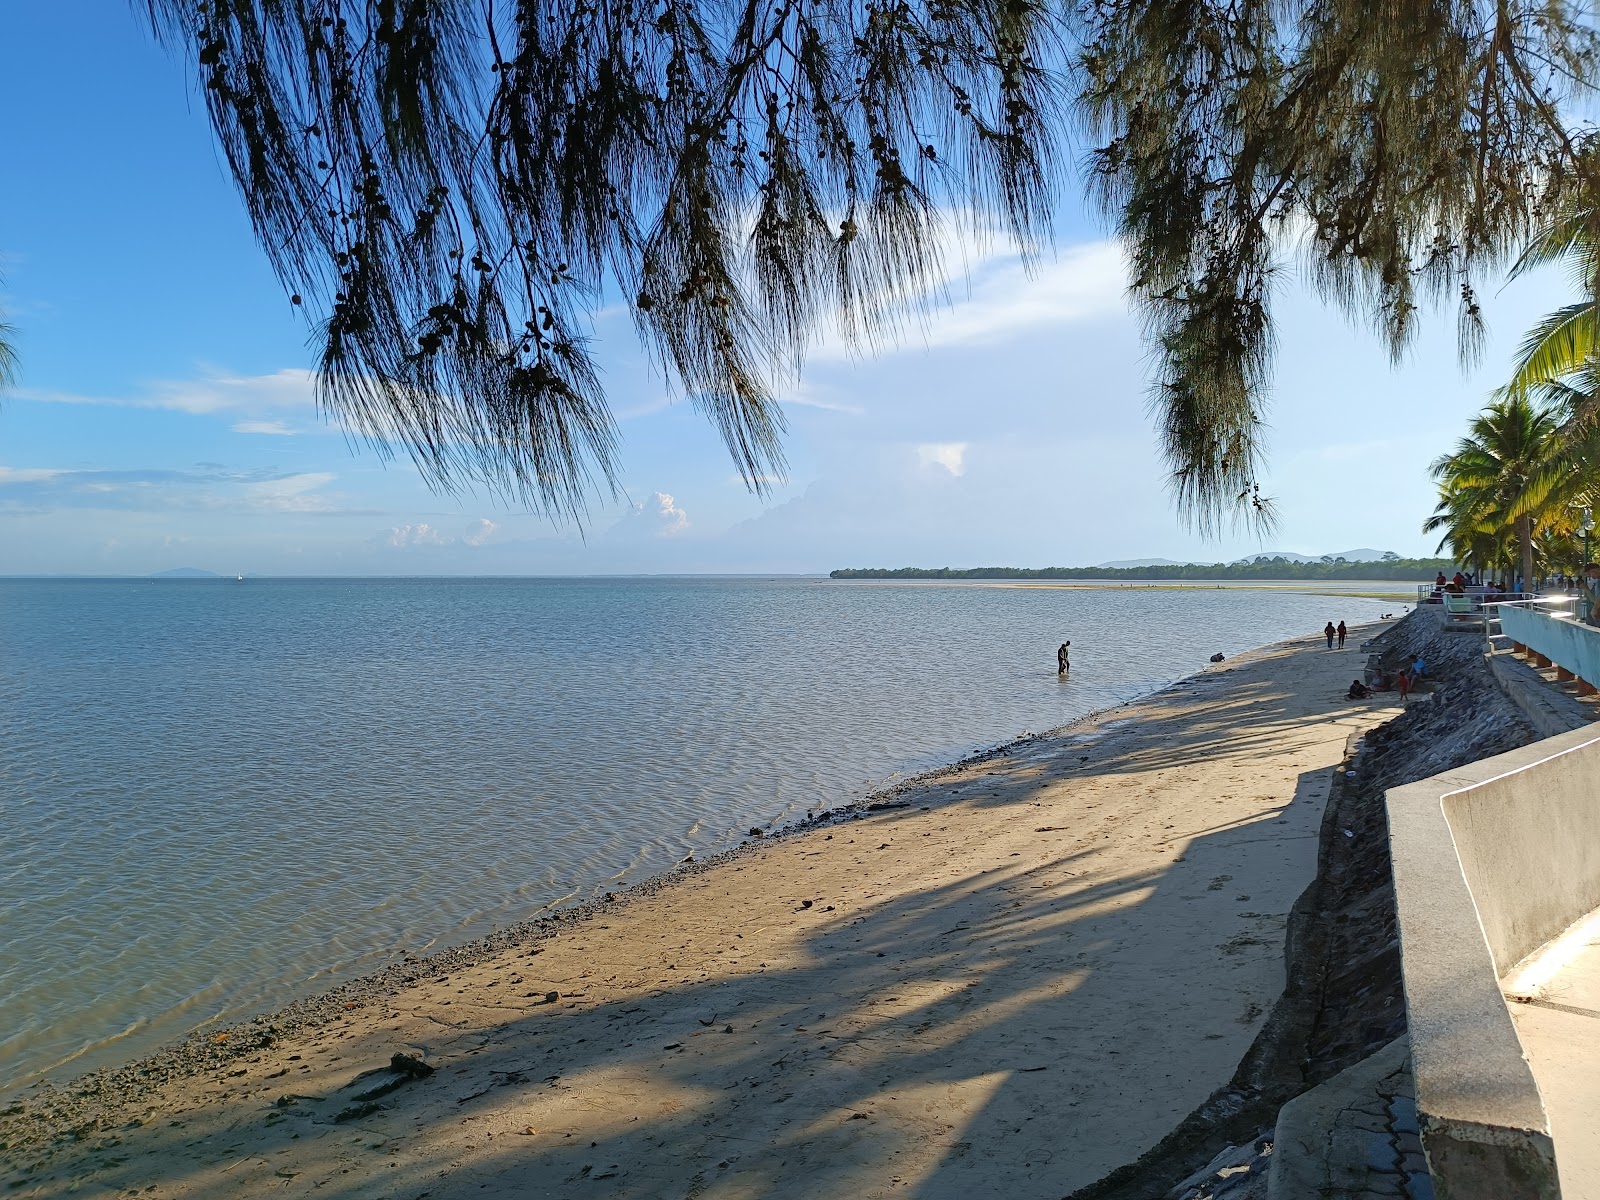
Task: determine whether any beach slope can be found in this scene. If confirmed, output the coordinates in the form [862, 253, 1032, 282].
[3, 628, 1399, 1199]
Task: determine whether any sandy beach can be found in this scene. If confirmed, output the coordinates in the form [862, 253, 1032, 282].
[2, 625, 1402, 1199]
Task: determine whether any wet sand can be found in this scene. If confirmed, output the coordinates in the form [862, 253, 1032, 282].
[1, 626, 1401, 1199]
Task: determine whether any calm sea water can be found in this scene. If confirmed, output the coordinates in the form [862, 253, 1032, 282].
[0, 576, 1395, 1091]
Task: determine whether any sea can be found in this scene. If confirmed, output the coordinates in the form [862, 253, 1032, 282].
[0, 575, 1398, 1092]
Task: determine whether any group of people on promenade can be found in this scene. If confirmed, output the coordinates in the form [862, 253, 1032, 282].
[1431, 570, 1519, 601]
[1429, 564, 1600, 625]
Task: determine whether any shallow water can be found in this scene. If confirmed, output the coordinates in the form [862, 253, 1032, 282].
[0, 576, 1393, 1090]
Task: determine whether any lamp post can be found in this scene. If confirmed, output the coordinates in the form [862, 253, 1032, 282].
[1582, 507, 1595, 624]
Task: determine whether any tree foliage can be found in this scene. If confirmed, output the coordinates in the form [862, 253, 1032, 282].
[144, 0, 1600, 524]
[1424, 396, 1587, 582]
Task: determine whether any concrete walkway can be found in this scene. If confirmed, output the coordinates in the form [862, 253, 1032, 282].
[1509, 919, 1600, 1199]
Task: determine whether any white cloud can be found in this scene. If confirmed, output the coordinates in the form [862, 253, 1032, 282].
[389, 522, 447, 547]
[649, 491, 689, 535]
[606, 491, 691, 541]
[232, 419, 297, 436]
[387, 518, 501, 549]
[916, 442, 968, 476]
[0, 466, 65, 483]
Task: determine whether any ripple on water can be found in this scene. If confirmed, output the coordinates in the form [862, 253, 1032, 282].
[0, 576, 1395, 1089]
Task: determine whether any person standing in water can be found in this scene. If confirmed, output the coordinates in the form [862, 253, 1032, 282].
[1336, 620, 1347, 648]
[1324, 621, 1336, 649]
[1057, 642, 1071, 674]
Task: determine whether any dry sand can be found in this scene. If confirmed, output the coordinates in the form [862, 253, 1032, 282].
[4, 627, 1402, 1200]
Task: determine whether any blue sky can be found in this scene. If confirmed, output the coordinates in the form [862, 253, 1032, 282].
[0, 5, 1569, 575]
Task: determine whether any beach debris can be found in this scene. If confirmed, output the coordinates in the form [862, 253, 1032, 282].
[748, 827, 765, 837]
[1210, 653, 1226, 662]
[798, 899, 814, 909]
[332, 1101, 384, 1123]
[544, 990, 561, 1004]
[866, 800, 911, 811]
[347, 1054, 436, 1102]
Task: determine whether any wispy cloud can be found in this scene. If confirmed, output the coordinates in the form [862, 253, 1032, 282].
[809, 240, 1127, 363]
[232, 419, 298, 436]
[0, 463, 342, 514]
[244, 472, 337, 512]
[13, 368, 320, 417]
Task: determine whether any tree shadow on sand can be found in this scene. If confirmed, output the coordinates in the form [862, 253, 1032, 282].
[6, 663, 1386, 1200]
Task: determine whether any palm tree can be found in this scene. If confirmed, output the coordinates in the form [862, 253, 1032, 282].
[1425, 398, 1572, 589]
[1503, 202, 1600, 404]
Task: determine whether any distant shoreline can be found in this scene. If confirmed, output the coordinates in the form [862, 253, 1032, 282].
[831, 560, 1452, 583]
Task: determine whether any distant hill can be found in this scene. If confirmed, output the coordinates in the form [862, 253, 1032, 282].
[1234, 548, 1394, 564]
[1097, 557, 1197, 568]
[151, 568, 221, 579]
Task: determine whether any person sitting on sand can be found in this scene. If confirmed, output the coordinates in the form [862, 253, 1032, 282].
[1346, 679, 1370, 700]
[1411, 654, 1426, 677]
[1057, 642, 1070, 674]
[1324, 621, 1336, 649]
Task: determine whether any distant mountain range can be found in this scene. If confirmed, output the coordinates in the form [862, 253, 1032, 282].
[1097, 548, 1397, 568]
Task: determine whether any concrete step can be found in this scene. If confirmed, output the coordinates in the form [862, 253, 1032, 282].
[1268, 1037, 1434, 1200]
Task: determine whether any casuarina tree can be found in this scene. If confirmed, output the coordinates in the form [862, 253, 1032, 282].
[140, 0, 1600, 526]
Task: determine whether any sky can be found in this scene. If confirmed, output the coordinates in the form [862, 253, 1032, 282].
[0, 6, 1574, 575]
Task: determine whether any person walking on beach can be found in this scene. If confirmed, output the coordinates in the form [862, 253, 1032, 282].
[1324, 621, 1336, 649]
[1336, 620, 1347, 649]
[1057, 642, 1070, 674]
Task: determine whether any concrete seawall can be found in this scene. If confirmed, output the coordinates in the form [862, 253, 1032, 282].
[1388, 724, 1600, 1199]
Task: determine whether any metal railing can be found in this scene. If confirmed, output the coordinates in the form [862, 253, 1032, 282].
[1497, 600, 1600, 695]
